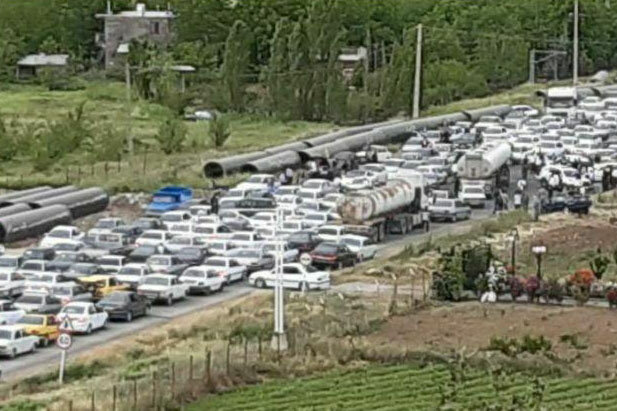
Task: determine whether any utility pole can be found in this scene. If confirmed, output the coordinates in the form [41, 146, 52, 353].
[271, 208, 287, 351]
[529, 49, 536, 83]
[573, 0, 579, 85]
[412, 24, 423, 119]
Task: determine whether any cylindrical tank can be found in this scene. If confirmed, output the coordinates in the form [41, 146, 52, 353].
[338, 179, 417, 224]
[1, 186, 77, 207]
[30, 187, 109, 219]
[0, 186, 52, 205]
[0, 205, 72, 243]
[455, 143, 511, 179]
[0, 203, 32, 218]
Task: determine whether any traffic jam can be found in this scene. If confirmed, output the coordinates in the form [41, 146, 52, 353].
[0, 86, 614, 360]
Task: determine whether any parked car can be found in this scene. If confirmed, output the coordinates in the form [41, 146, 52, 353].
[287, 231, 322, 253]
[134, 217, 163, 231]
[135, 230, 173, 247]
[17, 314, 60, 347]
[95, 255, 126, 274]
[39, 226, 84, 248]
[128, 245, 163, 263]
[201, 257, 247, 284]
[339, 235, 378, 262]
[137, 274, 189, 306]
[89, 218, 125, 236]
[164, 236, 205, 254]
[49, 284, 93, 306]
[249, 263, 330, 291]
[262, 242, 299, 263]
[145, 255, 188, 276]
[0, 325, 39, 358]
[458, 185, 487, 208]
[310, 242, 356, 270]
[111, 225, 143, 243]
[428, 199, 472, 222]
[96, 291, 150, 322]
[0, 256, 22, 276]
[179, 267, 225, 295]
[224, 248, 274, 273]
[115, 263, 151, 288]
[173, 247, 208, 266]
[78, 275, 129, 301]
[17, 260, 54, 280]
[0, 300, 25, 325]
[22, 248, 56, 262]
[0, 271, 26, 299]
[14, 294, 62, 314]
[57, 302, 108, 334]
[48, 252, 92, 273]
[64, 263, 105, 280]
[52, 242, 84, 253]
[24, 272, 71, 294]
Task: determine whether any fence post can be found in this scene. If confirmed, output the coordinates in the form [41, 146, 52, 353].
[20, 174, 23, 186]
[226, 343, 231, 376]
[189, 355, 194, 380]
[117, 159, 121, 172]
[133, 379, 137, 408]
[243, 339, 248, 365]
[206, 350, 212, 383]
[91, 163, 94, 176]
[171, 361, 176, 400]
[77, 165, 81, 182]
[66, 167, 69, 183]
[258, 337, 262, 360]
[151, 371, 156, 408]
[142, 148, 148, 173]
[90, 391, 95, 411]
[67, 400, 73, 411]
[105, 162, 109, 177]
[112, 385, 117, 411]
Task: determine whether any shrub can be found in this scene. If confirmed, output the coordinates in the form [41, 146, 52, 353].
[541, 279, 564, 304]
[569, 269, 596, 287]
[520, 335, 552, 354]
[525, 276, 542, 302]
[589, 250, 610, 280]
[155, 116, 187, 154]
[509, 276, 524, 301]
[208, 115, 231, 149]
[607, 287, 617, 308]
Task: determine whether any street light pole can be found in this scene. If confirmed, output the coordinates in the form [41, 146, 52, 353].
[271, 208, 288, 351]
[573, 0, 579, 85]
[412, 24, 423, 119]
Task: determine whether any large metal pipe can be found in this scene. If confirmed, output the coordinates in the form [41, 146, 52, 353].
[30, 187, 109, 219]
[0, 205, 72, 243]
[303, 120, 404, 147]
[0, 203, 32, 219]
[264, 141, 310, 155]
[462, 105, 512, 122]
[241, 151, 302, 174]
[1, 186, 77, 207]
[203, 151, 269, 178]
[0, 186, 52, 205]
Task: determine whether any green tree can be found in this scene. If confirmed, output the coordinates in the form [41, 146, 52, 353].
[220, 20, 253, 111]
[155, 116, 187, 154]
[208, 115, 232, 149]
[0, 117, 17, 161]
[39, 36, 61, 54]
[0, 28, 25, 79]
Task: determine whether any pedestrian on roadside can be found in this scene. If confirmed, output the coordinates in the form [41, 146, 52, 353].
[210, 192, 219, 215]
[521, 157, 528, 180]
[285, 167, 293, 183]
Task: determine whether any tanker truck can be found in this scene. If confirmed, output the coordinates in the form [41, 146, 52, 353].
[336, 174, 429, 243]
[454, 142, 511, 197]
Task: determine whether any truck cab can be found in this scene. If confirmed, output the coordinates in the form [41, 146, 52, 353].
[146, 186, 193, 216]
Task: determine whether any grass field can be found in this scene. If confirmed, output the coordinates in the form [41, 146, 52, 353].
[0, 81, 333, 192]
[191, 363, 617, 410]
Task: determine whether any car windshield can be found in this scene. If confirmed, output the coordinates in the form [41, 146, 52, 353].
[16, 295, 43, 304]
[464, 187, 484, 194]
[135, 219, 156, 229]
[18, 316, 44, 325]
[104, 293, 129, 302]
[298, 192, 316, 200]
[0, 273, 9, 281]
[303, 181, 322, 189]
[205, 259, 226, 267]
[289, 233, 309, 242]
[141, 232, 162, 240]
[194, 226, 215, 234]
[55, 243, 78, 251]
[36, 275, 55, 283]
[229, 249, 259, 258]
[171, 237, 191, 245]
[148, 257, 170, 266]
[51, 287, 73, 296]
[55, 254, 77, 263]
[315, 244, 338, 254]
[209, 243, 225, 250]
[143, 277, 170, 286]
[253, 215, 272, 221]
[277, 187, 296, 195]
[61, 306, 86, 314]
[182, 270, 205, 278]
[95, 220, 116, 229]
[0, 258, 17, 268]
[434, 200, 453, 207]
[563, 170, 579, 178]
[540, 142, 557, 149]
[342, 238, 362, 247]
[48, 230, 70, 239]
[178, 248, 200, 256]
[0, 330, 12, 340]
[161, 214, 183, 222]
[98, 258, 120, 266]
[119, 267, 142, 276]
[22, 262, 42, 270]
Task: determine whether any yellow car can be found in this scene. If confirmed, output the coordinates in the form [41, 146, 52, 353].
[17, 314, 60, 347]
[78, 275, 130, 300]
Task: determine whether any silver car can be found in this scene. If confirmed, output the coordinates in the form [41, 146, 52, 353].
[428, 199, 471, 223]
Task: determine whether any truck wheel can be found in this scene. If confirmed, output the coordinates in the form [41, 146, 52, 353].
[298, 282, 308, 292]
[166, 295, 174, 306]
[255, 279, 266, 289]
[85, 324, 92, 335]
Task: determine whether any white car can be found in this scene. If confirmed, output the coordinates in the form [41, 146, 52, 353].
[179, 267, 225, 295]
[0, 325, 38, 358]
[301, 212, 333, 229]
[249, 212, 277, 228]
[18, 260, 53, 280]
[202, 257, 247, 284]
[188, 205, 212, 219]
[0, 256, 22, 276]
[301, 179, 336, 197]
[0, 272, 26, 299]
[511, 104, 539, 117]
[203, 240, 235, 256]
[273, 185, 300, 200]
[39, 225, 84, 248]
[167, 223, 195, 238]
[115, 263, 151, 288]
[356, 145, 392, 162]
[249, 263, 330, 291]
[222, 187, 268, 201]
[475, 115, 502, 133]
[341, 177, 372, 191]
[345, 168, 387, 186]
[429, 199, 472, 222]
[192, 223, 234, 240]
[0, 301, 25, 325]
[136, 230, 173, 247]
[482, 127, 508, 142]
[228, 231, 266, 249]
[339, 235, 377, 262]
[236, 174, 276, 191]
[224, 248, 274, 273]
[276, 195, 302, 211]
[458, 185, 487, 208]
[57, 302, 108, 334]
[95, 255, 126, 274]
[195, 214, 221, 225]
[164, 236, 204, 253]
[160, 210, 192, 228]
[320, 193, 344, 211]
[416, 165, 447, 186]
[573, 142, 602, 159]
[137, 274, 189, 305]
[317, 225, 347, 243]
[262, 242, 299, 263]
[89, 218, 125, 236]
[24, 272, 71, 294]
[537, 141, 564, 159]
[539, 165, 583, 188]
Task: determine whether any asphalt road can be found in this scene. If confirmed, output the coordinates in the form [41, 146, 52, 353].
[0, 165, 563, 381]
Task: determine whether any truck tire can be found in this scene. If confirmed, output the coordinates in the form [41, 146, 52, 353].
[256, 279, 266, 289]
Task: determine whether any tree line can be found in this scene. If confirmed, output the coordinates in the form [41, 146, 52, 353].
[1, 0, 617, 122]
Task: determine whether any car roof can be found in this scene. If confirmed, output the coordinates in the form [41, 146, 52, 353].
[79, 275, 112, 282]
[145, 273, 175, 279]
[341, 234, 368, 241]
[0, 325, 23, 331]
[64, 301, 92, 307]
[123, 263, 148, 268]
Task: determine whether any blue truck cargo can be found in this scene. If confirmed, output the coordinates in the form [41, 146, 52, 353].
[146, 186, 193, 216]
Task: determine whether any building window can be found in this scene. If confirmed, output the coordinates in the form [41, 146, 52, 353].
[151, 21, 160, 35]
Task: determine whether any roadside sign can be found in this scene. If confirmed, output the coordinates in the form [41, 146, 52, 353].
[56, 333, 72, 350]
[60, 317, 74, 333]
[300, 253, 312, 266]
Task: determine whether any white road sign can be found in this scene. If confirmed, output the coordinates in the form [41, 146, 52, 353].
[56, 333, 72, 350]
[300, 253, 312, 266]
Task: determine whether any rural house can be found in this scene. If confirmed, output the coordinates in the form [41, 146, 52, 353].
[96, 2, 175, 69]
[16, 53, 69, 79]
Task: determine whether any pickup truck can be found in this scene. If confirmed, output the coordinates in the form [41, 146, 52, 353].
[0, 325, 39, 358]
[146, 186, 193, 216]
[137, 274, 189, 305]
[39, 225, 85, 249]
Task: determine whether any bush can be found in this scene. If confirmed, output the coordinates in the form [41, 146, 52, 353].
[487, 335, 552, 357]
[155, 116, 187, 154]
[208, 115, 231, 149]
[607, 287, 617, 308]
[509, 276, 524, 301]
[525, 276, 542, 302]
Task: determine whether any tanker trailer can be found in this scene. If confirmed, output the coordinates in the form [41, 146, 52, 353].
[336, 175, 428, 242]
[454, 142, 512, 196]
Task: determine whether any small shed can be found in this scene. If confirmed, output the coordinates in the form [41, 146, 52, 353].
[16, 53, 69, 79]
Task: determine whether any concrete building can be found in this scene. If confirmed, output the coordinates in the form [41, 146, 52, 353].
[16, 53, 69, 79]
[338, 47, 367, 81]
[96, 3, 174, 69]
